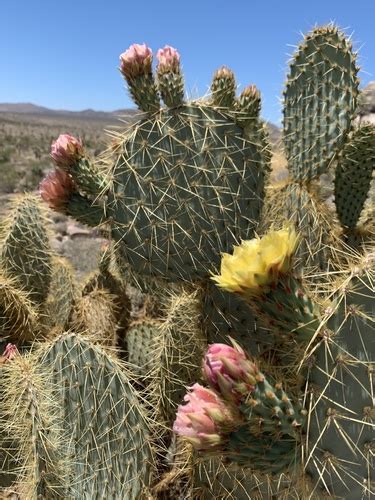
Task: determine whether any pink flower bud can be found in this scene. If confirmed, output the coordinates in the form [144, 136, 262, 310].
[1, 343, 18, 363]
[156, 45, 180, 72]
[203, 342, 260, 401]
[50, 134, 83, 168]
[39, 168, 75, 211]
[119, 43, 153, 79]
[173, 383, 236, 450]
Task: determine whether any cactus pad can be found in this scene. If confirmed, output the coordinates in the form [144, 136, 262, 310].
[0, 353, 69, 498]
[0, 195, 52, 305]
[107, 80, 267, 282]
[39, 333, 154, 499]
[334, 124, 375, 229]
[283, 25, 359, 181]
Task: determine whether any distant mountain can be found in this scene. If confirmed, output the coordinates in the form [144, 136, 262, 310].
[0, 102, 52, 114]
[0, 102, 138, 120]
[0, 102, 281, 141]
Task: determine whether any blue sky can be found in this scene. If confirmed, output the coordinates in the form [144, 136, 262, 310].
[1, 0, 374, 124]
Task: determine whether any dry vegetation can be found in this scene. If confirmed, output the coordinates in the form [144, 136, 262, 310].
[0, 112, 121, 193]
[0, 111, 284, 195]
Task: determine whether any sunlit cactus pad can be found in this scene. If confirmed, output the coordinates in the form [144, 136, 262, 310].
[107, 104, 265, 281]
[283, 25, 359, 181]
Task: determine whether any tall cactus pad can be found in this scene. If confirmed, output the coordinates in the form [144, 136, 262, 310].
[1, 195, 52, 305]
[0, 353, 69, 498]
[283, 25, 359, 181]
[107, 103, 266, 282]
[0, 273, 37, 343]
[334, 124, 375, 229]
[305, 253, 375, 498]
[39, 333, 154, 499]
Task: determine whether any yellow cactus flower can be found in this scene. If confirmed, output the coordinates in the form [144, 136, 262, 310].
[212, 226, 298, 295]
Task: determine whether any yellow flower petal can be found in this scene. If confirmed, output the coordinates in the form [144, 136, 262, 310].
[211, 226, 298, 295]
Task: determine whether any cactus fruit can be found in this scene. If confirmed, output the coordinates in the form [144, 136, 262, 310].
[210, 66, 237, 108]
[156, 46, 184, 108]
[174, 341, 306, 474]
[119, 43, 159, 112]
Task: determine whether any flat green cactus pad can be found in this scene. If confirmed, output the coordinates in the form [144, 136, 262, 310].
[107, 103, 266, 282]
[39, 333, 154, 499]
[305, 256, 375, 498]
[283, 25, 359, 182]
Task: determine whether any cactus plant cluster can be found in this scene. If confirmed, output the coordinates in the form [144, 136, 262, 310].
[0, 23, 374, 499]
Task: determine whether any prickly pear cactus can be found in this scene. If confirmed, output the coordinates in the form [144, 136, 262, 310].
[165, 24, 374, 500]
[23, 23, 372, 500]
[41, 48, 269, 283]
